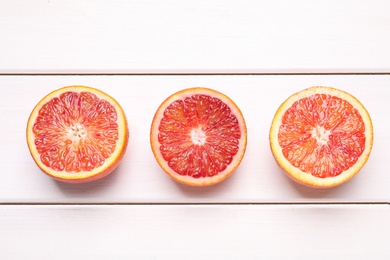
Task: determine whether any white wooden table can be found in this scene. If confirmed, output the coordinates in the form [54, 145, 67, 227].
[1, 1, 389, 259]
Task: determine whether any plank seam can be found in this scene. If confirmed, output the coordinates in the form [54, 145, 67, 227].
[1, 72, 390, 76]
[0, 202, 388, 206]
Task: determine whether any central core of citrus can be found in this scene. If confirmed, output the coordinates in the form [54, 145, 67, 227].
[67, 124, 87, 143]
[191, 127, 206, 145]
[311, 125, 330, 145]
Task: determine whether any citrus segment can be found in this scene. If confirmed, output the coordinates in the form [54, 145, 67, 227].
[270, 86, 373, 188]
[151, 87, 247, 186]
[27, 86, 129, 183]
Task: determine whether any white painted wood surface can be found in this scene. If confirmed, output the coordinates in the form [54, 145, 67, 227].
[1, 1, 390, 259]
[1, 75, 389, 203]
[1, 205, 389, 259]
[1, 0, 390, 73]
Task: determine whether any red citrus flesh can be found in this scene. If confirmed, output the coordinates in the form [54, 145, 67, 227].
[270, 86, 373, 188]
[151, 87, 247, 186]
[27, 86, 128, 183]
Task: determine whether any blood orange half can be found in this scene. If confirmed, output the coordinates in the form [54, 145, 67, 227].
[270, 86, 373, 188]
[26, 86, 129, 183]
[150, 87, 247, 186]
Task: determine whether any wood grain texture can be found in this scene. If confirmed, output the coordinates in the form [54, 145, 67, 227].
[1, 2, 389, 258]
[1, 0, 390, 73]
[1, 205, 389, 259]
[0, 75, 388, 203]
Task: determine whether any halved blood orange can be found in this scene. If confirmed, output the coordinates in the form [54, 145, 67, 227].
[270, 86, 373, 188]
[26, 86, 129, 183]
[150, 87, 247, 186]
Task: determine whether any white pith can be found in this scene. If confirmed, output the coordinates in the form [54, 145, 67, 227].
[311, 125, 330, 145]
[66, 123, 87, 144]
[191, 127, 206, 145]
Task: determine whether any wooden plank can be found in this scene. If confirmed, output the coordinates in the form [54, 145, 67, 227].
[1, 0, 390, 73]
[0, 75, 388, 203]
[0, 204, 389, 259]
